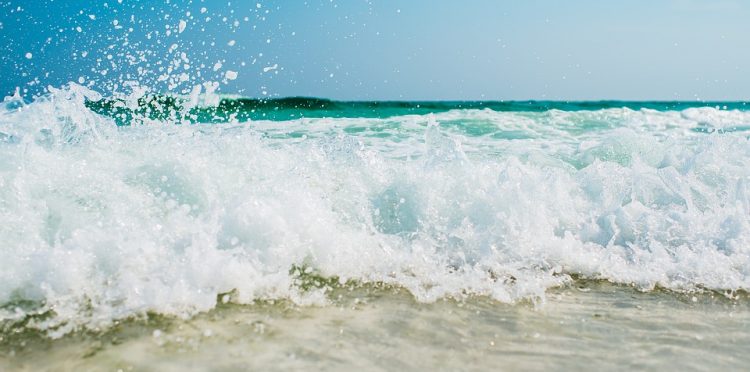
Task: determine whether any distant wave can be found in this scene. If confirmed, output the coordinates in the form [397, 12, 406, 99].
[84, 93, 750, 125]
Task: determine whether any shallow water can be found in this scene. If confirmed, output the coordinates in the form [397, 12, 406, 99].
[2, 282, 748, 371]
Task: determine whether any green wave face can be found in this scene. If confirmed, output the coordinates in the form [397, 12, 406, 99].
[85, 96, 750, 125]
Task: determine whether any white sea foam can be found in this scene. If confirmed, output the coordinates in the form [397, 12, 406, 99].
[1, 86, 750, 336]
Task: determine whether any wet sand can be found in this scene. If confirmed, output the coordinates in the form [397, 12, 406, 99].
[2, 282, 749, 371]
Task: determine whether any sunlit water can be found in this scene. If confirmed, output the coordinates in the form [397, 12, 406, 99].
[1, 86, 750, 370]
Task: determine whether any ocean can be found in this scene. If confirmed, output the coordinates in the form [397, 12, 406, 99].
[1, 85, 750, 370]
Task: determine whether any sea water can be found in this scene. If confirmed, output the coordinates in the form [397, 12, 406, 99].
[1, 86, 750, 370]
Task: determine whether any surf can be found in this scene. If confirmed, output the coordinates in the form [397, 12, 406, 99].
[0, 85, 749, 337]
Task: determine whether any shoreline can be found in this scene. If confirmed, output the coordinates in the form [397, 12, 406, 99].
[3, 281, 748, 371]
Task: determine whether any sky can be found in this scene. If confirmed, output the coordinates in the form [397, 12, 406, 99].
[1, 0, 749, 100]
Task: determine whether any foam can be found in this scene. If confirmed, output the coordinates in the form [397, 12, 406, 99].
[1, 86, 749, 336]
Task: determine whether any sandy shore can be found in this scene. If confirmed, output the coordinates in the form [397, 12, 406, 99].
[2, 282, 749, 371]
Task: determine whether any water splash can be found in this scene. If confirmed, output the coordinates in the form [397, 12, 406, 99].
[1, 86, 750, 337]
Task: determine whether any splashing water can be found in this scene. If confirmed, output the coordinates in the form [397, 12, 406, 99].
[0, 84, 749, 337]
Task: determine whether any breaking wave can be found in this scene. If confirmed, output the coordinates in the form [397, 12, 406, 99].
[1, 85, 749, 336]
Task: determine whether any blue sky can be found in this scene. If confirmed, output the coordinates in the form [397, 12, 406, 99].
[1, 0, 749, 100]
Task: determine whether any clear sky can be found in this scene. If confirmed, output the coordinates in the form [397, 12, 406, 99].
[1, 0, 749, 100]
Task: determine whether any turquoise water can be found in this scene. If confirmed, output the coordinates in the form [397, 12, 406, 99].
[86, 96, 750, 123]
